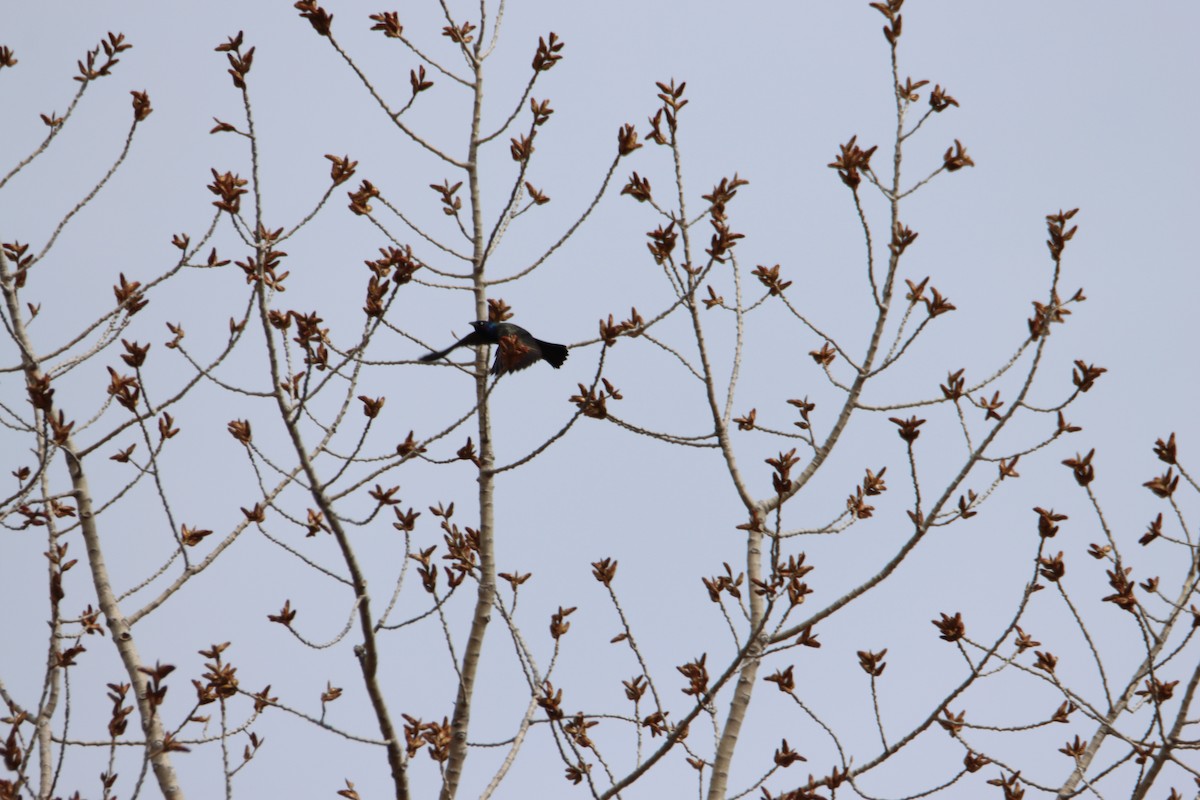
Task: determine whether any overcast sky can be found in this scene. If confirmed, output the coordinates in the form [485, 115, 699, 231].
[2, 2, 1198, 798]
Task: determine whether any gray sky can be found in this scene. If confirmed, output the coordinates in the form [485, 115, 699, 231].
[2, 2, 1198, 798]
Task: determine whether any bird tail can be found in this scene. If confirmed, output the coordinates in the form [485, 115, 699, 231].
[538, 341, 569, 369]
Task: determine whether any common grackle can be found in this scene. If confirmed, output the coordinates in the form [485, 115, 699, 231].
[419, 321, 568, 375]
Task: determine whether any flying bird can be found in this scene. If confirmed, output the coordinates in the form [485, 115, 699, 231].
[419, 321, 568, 376]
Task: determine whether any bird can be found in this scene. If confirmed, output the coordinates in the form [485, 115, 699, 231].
[419, 321, 569, 375]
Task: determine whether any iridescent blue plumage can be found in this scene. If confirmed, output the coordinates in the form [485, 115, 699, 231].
[420, 321, 568, 375]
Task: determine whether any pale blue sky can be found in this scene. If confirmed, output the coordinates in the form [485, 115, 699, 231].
[2, 2, 1198, 798]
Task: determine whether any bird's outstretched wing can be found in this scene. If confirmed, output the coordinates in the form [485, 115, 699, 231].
[419, 331, 484, 363]
[422, 323, 567, 374]
[418, 346, 457, 363]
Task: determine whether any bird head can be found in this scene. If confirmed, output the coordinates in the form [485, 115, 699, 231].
[471, 321, 497, 334]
